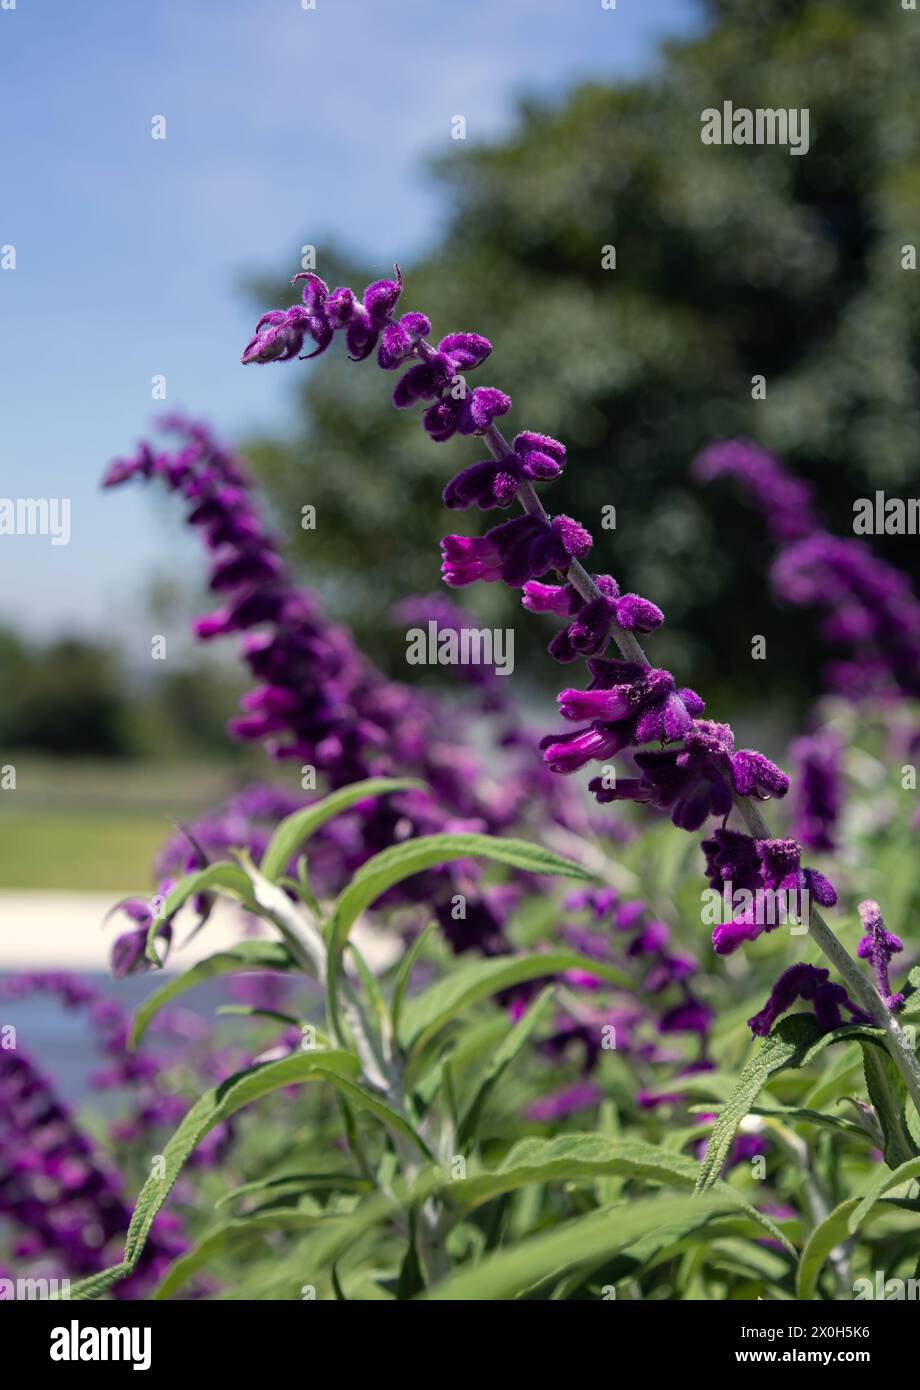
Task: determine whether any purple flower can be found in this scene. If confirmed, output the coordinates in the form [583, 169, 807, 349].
[702, 829, 837, 956]
[522, 575, 664, 664]
[857, 899, 904, 1011]
[441, 513, 592, 589]
[543, 662, 703, 777]
[791, 730, 842, 853]
[748, 963, 870, 1037]
[589, 719, 789, 832]
[693, 439, 818, 542]
[697, 440, 920, 703]
[526, 1082, 603, 1122]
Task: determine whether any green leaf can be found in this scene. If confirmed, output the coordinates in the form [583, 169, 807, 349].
[457, 987, 556, 1147]
[796, 1157, 920, 1300]
[849, 1155, 920, 1232]
[346, 938, 391, 1053]
[290, 1168, 443, 1274]
[68, 1050, 428, 1299]
[154, 1209, 330, 1299]
[145, 863, 256, 964]
[397, 950, 630, 1057]
[422, 1194, 739, 1301]
[439, 1133, 794, 1255]
[260, 777, 424, 882]
[391, 921, 436, 1037]
[129, 940, 297, 1048]
[446, 1134, 701, 1209]
[215, 1171, 372, 1210]
[749, 1104, 874, 1143]
[696, 1015, 884, 1193]
[325, 832, 595, 1036]
[395, 1214, 426, 1301]
[795, 1198, 860, 1301]
[861, 1042, 919, 1168]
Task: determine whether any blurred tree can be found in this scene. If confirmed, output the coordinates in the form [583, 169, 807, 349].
[0, 633, 129, 757]
[0, 628, 243, 761]
[243, 0, 920, 717]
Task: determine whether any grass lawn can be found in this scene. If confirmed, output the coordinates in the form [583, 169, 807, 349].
[0, 811, 170, 890]
[0, 756, 272, 891]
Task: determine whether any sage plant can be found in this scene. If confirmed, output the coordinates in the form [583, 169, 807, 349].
[240, 267, 920, 1111]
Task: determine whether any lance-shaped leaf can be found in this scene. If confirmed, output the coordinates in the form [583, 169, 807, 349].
[324, 832, 596, 1037]
[154, 1209, 330, 1301]
[437, 1133, 793, 1254]
[457, 987, 556, 1147]
[397, 949, 631, 1057]
[861, 1042, 919, 1169]
[260, 777, 425, 882]
[422, 1193, 740, 1301]
[129, 940, 297, 1049]
[67, 1049, 428, 1300]
[696, 1015, 885, 1193]
[144, 862, 256, 965]
[848, 1154, 920, 1232]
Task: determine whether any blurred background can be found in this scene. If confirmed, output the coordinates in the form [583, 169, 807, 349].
[1, 0, 919, 904]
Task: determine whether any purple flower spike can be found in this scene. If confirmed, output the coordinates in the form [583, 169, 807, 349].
[791, 731, 842, 853]
[857, 900, 905, 1011]
[748, 963, 869, 1037]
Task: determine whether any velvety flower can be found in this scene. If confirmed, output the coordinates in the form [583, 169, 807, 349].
[441, 513, 592, 589]
[857, 899, 904, 1011]
[748, 963, 869, 1037]
[522, 575, 664, 663]
[511, 431, 567, 482]
[422, 386, 512, 441]
[703, 830, 837, 956]
[443, 457, 523, 511]
[791, 729, 842, 853]
[591, 720, 789, 833]
[377, 311, 432, 369]
[558, 659, 702, 739]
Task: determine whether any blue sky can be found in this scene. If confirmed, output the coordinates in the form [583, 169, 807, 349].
[0, 0, 700, 646]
